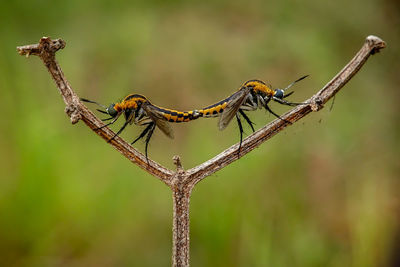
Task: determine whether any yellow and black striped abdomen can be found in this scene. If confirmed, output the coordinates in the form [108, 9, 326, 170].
[199, 98, 229, 118]
[152, 106, 201, 123]
[150, 95, 231, 123]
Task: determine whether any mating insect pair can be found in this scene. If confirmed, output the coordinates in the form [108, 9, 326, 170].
[81, 75, 308, 162]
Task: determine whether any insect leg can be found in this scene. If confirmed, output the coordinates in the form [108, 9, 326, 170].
[283, 91, 294, 98]
[102, 117, 114, 122]
[273, 97, 306, 106]
[239, 109, 255, 132]
[236, 113, 244, 158]
[264, 104, 291, 124]
[95, 114, 120, 130]
[144, 123, 156, 164]
[107, 119, 131, 143]
[131, 123, 153, 145]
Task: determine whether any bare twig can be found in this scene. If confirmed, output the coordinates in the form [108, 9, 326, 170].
[17, 35, 385, 267]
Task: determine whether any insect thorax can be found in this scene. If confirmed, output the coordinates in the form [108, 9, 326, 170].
[244, 80, 274, 97]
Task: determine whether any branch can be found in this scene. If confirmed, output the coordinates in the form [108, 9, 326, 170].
[17, 37, 174, 185]
[17, 35, 385, 267]
[184, 35, 386, 186]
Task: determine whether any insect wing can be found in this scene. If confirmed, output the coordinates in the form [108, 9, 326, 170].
[142, 104, 174, 139]
[154, 118, 174, 139]
[219, 87, 251, 130]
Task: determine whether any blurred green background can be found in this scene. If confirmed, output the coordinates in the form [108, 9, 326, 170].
[1, 0, 399, 266]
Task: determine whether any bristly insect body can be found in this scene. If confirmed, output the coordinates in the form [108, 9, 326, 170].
[197, 75, 309, 157]
[81, 94, 202, 163]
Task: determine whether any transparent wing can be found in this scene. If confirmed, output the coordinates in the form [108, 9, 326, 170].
[218, 87, 251, 130]
[153, 119, 174, 139]
[142, 104, 174, 139]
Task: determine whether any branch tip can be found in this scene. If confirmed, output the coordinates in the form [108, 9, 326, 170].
[366, 35, 386, 54]
[17, 37, 66, 57]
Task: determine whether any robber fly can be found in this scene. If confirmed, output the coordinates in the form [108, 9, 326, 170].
[198, 75, 309, 156]
[81, 94, 202, 163]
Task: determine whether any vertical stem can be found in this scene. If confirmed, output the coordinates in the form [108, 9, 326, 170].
[172, 187, 191, 267]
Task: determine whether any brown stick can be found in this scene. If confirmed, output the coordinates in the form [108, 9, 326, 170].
[17, 35, 385, 267]
[170, 156, 191, 266]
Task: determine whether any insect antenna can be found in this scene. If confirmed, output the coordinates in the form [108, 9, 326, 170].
[80, 98, 107, 109]
[280, 75, 309, 96]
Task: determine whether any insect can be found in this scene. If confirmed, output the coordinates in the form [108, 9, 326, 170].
[197, 75, 309, 156]
[81, 94, 202, 163]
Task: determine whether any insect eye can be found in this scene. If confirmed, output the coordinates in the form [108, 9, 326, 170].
[274, 89, 284, 99]
[106, 104, 118, 117]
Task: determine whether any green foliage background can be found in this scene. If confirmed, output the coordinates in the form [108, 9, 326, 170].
[1, 0, 399, 266]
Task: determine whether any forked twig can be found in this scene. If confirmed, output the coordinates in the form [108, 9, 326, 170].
[17, 35, 385, 267]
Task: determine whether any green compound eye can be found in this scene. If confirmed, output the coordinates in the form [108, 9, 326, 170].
[107, 104, 118, 117]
